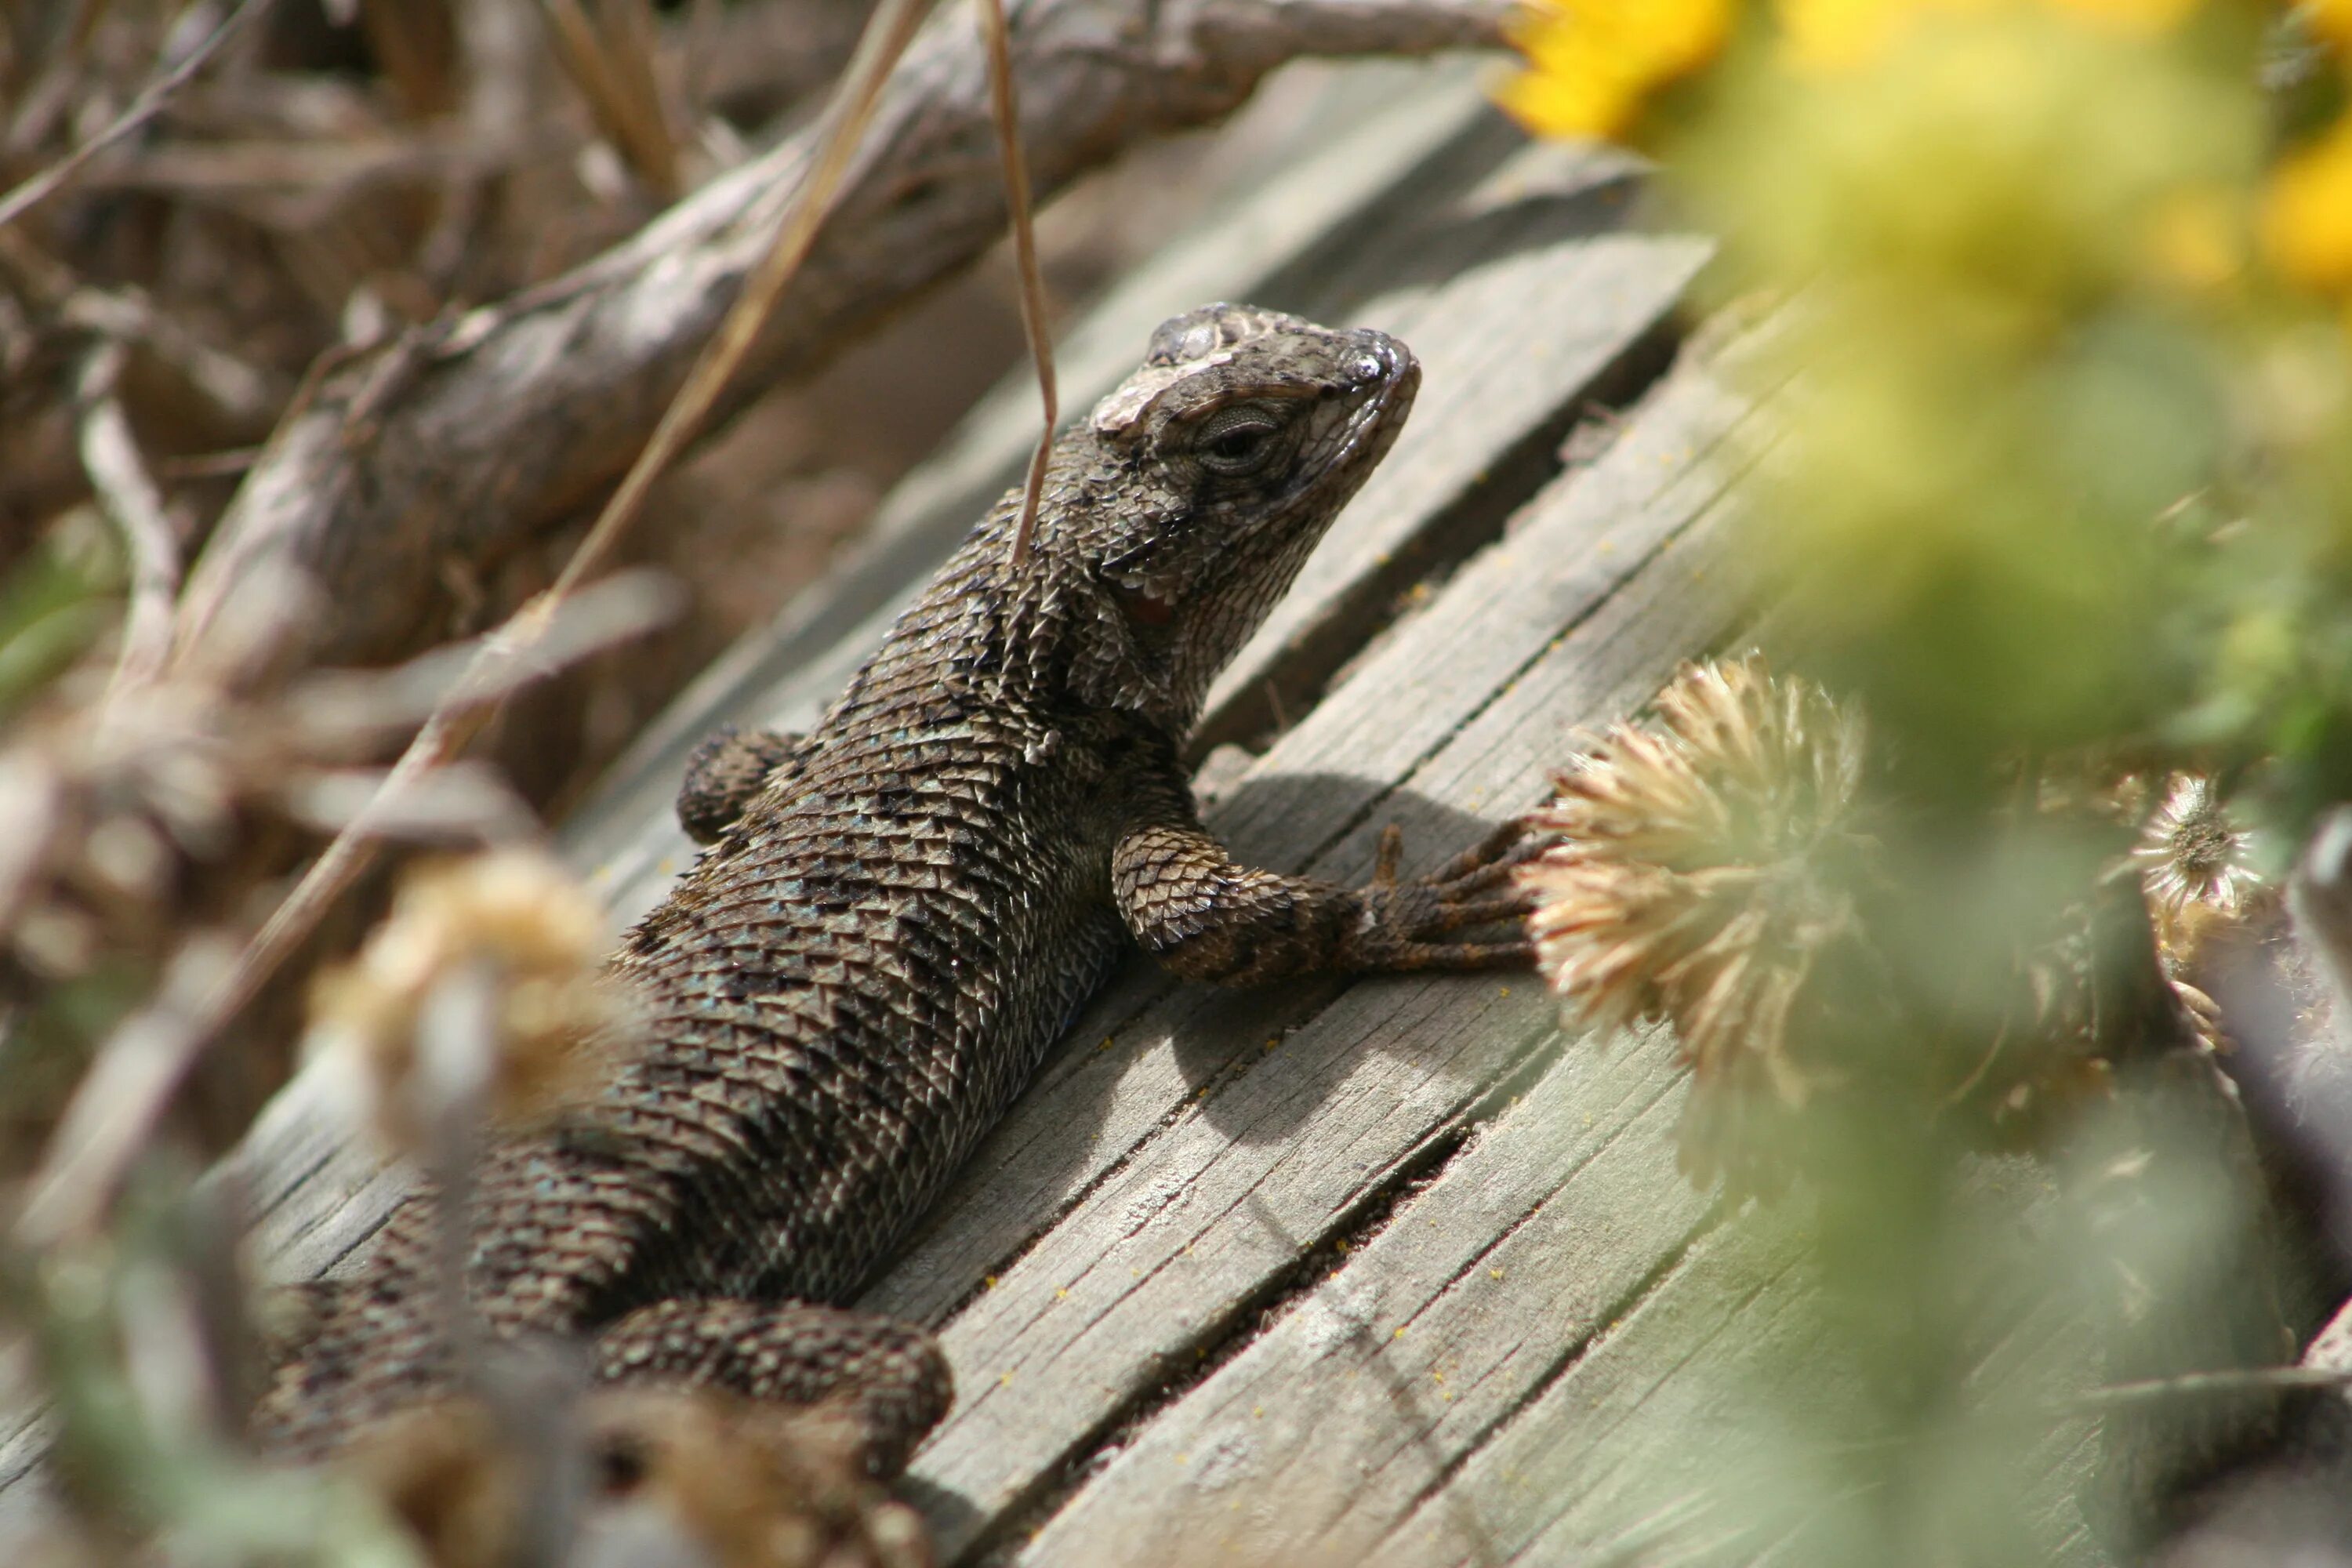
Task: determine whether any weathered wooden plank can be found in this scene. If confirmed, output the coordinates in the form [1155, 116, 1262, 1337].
[909, 961, 1562, 1555]
[1320, 1166, 2106, 1567]
[1010, 1029, 1707, 1565]
[891, 459, 1758, 1555]
[1371, 1243, 2107, 1567]
[1359, 1209, 1825, 1568]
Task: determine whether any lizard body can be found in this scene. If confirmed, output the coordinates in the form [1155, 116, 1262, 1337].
[254, 305, 1534, 1545]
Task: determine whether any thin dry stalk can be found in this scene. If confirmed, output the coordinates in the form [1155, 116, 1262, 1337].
[0, 0, 280, 233]
[185, 0, 943, 1112]
[538, 0, 680, 197]
[75, 342, 180, 696]
[7, 574, 674, 1235]
[358, 0, 462, 120]
[13, 938, 233, 1249]
[978, 0, 1058, 568]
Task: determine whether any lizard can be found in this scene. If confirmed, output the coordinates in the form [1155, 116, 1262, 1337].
[250, 303, 1541, 1556]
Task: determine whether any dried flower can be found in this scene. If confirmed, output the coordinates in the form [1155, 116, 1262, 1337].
[2129, 773, 2300, 1056]
[2132, 774, 2262, 927]
[311, 849, 637, 1151]
[1519, 659, 1877, 1185]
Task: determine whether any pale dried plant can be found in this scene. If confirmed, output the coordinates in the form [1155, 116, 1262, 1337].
[1522, 658, 1874, 1099]
[354, 1384, 927, 1568]
[2128, 772, 2299, 1054]
[2134, 773, 2267, 931]
[310, 848, 638, 1153]
[1519, 657, 1878, 1187]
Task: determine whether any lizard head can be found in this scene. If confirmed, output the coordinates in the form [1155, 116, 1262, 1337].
[1029, 302, 1419, 729]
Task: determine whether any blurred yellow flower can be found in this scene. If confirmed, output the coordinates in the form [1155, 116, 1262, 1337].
[2043, 0, 2199, 31]
[1779, 0, 2194, 72]
[1499, 0, 1735, 140]
[2263, 116, 2352, 295]
[2308, 0, 2352, 49]
[2143, 186, 2243, 292]
[1778, 0, 1937, 71]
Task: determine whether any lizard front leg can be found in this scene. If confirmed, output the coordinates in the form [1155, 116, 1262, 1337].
[1113, 805, 1541, 985]
[675, 725, 804, 844]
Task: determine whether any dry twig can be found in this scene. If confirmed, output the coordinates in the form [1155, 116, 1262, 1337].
[0, 0, 281, 233]
[978, 0, 1058, 568]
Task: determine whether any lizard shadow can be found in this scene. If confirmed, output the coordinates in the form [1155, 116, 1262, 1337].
[1172, 771, 1541, 1152]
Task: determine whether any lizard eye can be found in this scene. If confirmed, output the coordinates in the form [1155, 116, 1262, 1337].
[1194, 405, 1284, 477]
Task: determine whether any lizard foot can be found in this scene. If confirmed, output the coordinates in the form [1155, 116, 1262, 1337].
[1343, 818, 1553, 971]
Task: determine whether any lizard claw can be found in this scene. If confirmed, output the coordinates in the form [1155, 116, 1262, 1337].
[1341, 818, 1550, 972]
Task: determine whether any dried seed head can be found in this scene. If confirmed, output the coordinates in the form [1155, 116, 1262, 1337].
[352, 1387, 929, 1568]
[579, 1387, 928, 1568]
[2129, 773, 2289, 1052]
[1518, 657, 1877, 1189]
[2134, 774, 2263, 931]
[311, 848, 637, 1151]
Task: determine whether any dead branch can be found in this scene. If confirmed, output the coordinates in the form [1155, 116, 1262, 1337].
[169, 0, 1509, 686]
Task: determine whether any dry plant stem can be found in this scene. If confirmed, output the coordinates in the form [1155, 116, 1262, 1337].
[162, 0, 942, 1160]
[10, 579, 671, 1245]
[548, 0, 938, 608]
[538, 0, 680, 197]
[419, 962, 496, 1388]
[0, 0, 281, 233]
[76, 343, 182, 697]
[14, 940, 233, 1249]
[170, 0, 1510, 681]
[978, 0, 1058, 568]
[2060, 1363, 2352, 1413]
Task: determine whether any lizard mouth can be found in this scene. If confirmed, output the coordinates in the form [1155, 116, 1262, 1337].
[1113, 581, 1177, 626]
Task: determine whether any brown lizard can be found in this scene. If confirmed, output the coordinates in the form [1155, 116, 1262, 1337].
[252, 303, 1539, 1557]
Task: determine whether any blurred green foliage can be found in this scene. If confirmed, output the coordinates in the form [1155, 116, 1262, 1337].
[1504, 2, 2352, 1560]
